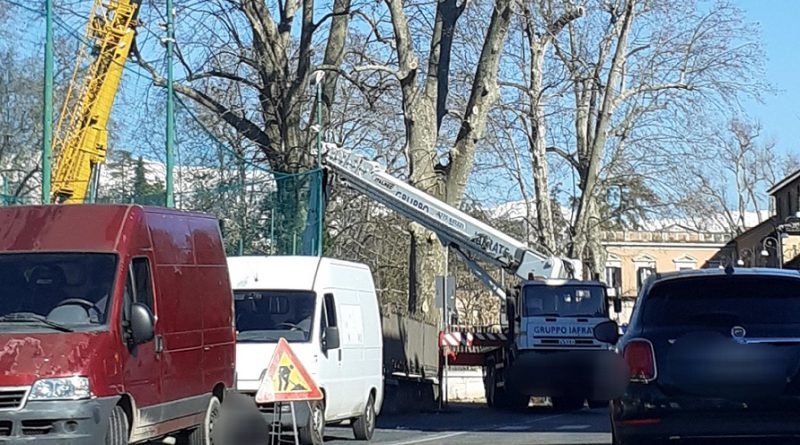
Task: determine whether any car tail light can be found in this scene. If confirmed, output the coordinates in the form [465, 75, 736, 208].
[623, 339, 657, 383]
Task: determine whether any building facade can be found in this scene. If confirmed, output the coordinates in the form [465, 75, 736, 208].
[715, 168, 800, 270]
[602, 230, 729, 324]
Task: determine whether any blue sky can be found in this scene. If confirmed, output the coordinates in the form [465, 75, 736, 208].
[735, 0, 800, 155]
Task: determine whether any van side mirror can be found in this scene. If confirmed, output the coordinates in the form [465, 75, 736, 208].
[130, 303, 155, 345]
[613, 297, 622, 314]
[323, 326, 340, 351]
[594, 320, 620, 344]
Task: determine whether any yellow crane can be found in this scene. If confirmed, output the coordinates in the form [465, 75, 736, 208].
[51, 0, 141, 203]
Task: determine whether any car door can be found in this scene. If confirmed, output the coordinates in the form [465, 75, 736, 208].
[318, 291, 345, 419]
[121, 257, 163, 413]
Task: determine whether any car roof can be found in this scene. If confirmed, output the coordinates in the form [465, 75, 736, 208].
[650, 267, 800, 284]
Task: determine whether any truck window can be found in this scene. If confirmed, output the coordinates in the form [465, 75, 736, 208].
[522, 285, 607, 317]
[131, 258, 154, 312]
[234, 290, 315, 343]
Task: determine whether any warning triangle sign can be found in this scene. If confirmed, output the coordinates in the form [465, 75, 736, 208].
[255, 337, 323, 404]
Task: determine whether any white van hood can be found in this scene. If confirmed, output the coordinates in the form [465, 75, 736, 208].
[236, 342, 320, 392]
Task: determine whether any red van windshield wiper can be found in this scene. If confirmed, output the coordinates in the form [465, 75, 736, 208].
[0, 313, 74, 333]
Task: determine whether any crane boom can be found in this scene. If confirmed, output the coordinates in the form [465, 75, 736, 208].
[51, 0, 141, 203]
[322, 143, 574, 293]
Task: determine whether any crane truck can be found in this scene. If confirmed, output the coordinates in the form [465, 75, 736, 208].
[51, 0, 141, 203]
[322, 143, 625, 411]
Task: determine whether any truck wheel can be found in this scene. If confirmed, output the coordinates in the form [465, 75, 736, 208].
[105, 405, 129, 445]
[352, 394, 376, 440]
[188, 395, 221, 445]
[299, 400, 325, 445]
[551, 396, 584, 412]
[484, 365, 498, 408]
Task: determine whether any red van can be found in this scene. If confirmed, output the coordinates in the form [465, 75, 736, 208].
[0, 204, 235, 444]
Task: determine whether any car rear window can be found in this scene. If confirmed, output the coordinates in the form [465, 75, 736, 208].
[642, 275, 800, 326]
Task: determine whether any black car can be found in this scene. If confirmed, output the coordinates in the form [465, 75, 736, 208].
[611, 267, 800, 444]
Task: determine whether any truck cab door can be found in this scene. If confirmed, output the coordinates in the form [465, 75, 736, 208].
[121, 257, 163, 415]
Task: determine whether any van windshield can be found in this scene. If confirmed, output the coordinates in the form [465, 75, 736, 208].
[523, 285, 607, 317]
[0, 253, 117, 331]
[234, 290, 315, 343]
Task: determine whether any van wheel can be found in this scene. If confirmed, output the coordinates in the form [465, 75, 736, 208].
[105, 405, 129, 445]
[352, 394, 376, 440]
[299, 400, 325, 445]
[188, 395, 221, 445]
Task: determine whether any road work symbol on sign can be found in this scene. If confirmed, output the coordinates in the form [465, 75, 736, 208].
[255, 337, 322, 404]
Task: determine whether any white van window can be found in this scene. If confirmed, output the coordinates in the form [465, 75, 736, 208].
[323, 293, 337, 327]
[234, 290, 315, 343]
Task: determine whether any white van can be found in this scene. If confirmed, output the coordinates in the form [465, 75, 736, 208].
[227, 256, 384, 445]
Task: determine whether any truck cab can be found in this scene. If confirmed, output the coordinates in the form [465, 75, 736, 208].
[485, 279, 624, 411]
[516, 279, 614, 351]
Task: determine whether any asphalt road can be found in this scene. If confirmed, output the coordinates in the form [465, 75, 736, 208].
[277, 403, 611, 445]
[169, 401, 800, 445]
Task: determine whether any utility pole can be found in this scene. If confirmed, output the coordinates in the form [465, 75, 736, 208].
[164, 0, 175, 207]
[42, 0, 54, 204]
[314, 72, 324, 256]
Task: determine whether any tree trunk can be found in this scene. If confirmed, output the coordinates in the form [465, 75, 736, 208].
[570, 0, 636, 277]
[529, 43, 555, 253]
[405, 97, 444, 321]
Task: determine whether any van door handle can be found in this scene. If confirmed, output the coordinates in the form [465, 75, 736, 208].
[155, 335, 164, 353]
[204, 346, 211, 351]
[338, 349, 342, 362]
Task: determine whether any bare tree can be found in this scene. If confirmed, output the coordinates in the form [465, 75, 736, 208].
[363, 0, 515, 320]
[536, 0, 767, 274]
[134, 0, 353, 253]
[516, 0, 583, 253]
[680, 117, 790, 234]
[0, 52, 44, 203]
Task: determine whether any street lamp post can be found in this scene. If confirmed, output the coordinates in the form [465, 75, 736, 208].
[760, 235, 783, 268]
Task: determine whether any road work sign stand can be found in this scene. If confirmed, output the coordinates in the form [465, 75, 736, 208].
[256, 338, 323, 445]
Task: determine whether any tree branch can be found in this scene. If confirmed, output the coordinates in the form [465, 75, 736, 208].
[613, 82, 694, 107]
[312, 8, 351, 32]
[446, 0, 513, 204]
[241, 0, 281, 68]
[351, 10, 392, 45]
[385, 0, 419, 80]
[188, 70, 263, 91]
[546, 6, 585, 38]
[318, 0, 353, 125]
[546, 145, 580, 170]
[285, 0, 316, 122]
[136, 58, 275, 158]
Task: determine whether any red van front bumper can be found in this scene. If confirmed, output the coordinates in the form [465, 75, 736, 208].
[0, 396, 119, 443]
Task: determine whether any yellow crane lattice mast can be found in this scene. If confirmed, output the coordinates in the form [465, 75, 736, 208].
[51, 0, 140, 203]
